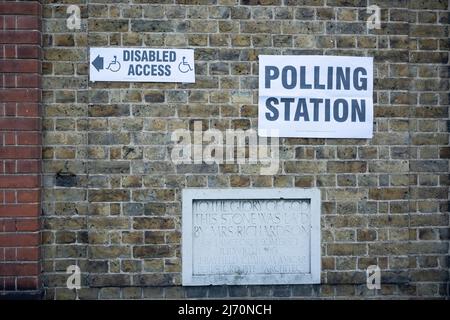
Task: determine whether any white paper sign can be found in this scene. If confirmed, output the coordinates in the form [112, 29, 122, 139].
[258, 55, 373, 138]
[89, 47, 195, 83]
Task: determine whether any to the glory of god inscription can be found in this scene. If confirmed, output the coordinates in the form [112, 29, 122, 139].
[182, 188, 321, 286]
[193, 199, 311, 275]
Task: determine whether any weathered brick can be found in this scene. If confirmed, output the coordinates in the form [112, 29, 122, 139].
[88, 105, 129, 117]
[133, 217, 175, 230]
[88, 190, 130, 202]
[327, 244, 367, 256]
[89, 19, 129, 32]
[327, 161, 367, 173]
[133, 245, 176, 259]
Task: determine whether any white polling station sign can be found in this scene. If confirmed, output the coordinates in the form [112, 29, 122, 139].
[258, 55, 373, 138]
[89, 47, 195, 83]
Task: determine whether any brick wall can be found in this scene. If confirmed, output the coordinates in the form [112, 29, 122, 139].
[0, 1, 42, 296]
[37, 0, 450, 299]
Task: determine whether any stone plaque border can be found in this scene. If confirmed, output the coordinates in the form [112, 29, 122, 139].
[182, 188, 321, 286]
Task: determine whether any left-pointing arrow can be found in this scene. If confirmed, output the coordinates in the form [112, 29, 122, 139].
[92, 55, 104, 72]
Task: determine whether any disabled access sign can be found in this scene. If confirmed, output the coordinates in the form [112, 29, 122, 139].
[89, 47, 195, 83]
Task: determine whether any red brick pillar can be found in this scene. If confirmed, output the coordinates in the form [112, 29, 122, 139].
[0, 1, 42, 297]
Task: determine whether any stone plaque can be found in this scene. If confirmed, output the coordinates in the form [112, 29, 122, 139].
[182, 188, 321, 286]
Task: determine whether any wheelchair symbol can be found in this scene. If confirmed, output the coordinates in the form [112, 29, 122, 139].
[106, 55, 121, 72]
[178, 56, 193, 73]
